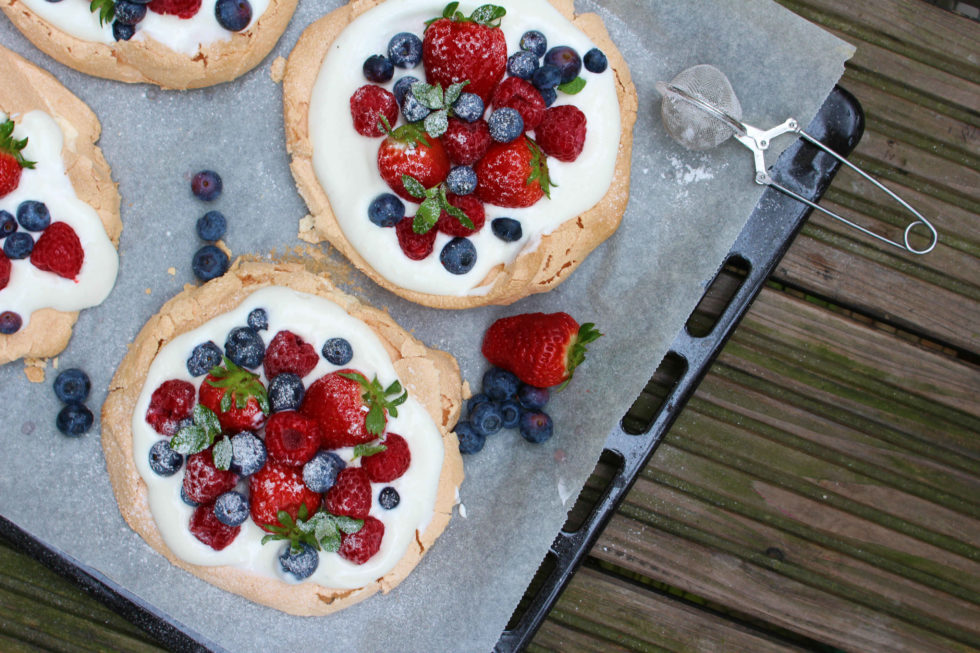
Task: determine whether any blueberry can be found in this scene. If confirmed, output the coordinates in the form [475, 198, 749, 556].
[451, 93, 484, 122]
[230, 431, 267, 476]
[0, 211, 15, 239]
[393, 76, 419, 105]
[519, 411, 554, 443]
[321, 337, 353, 366]
[539, 86, 558, 107]
[363, 54, 394, 83]
[180, 485, 199, 507]
[196, 210, 226, 241]
[279, 542, 319, 580]
[517, 384, 549, 411]
[440, 237, 477, 275]
[148, 440, 184, 476]
[269, 373, 305, 412]
[531, 64, 561, 91]
[445, 166, 477, 196]
[4, 232, 33, 259]
[303, 451, 345, 493]
[483, 367, 520, 401]
[487, 108, 524, 143]
[224, 326, 264, 368]
[400, 92, 431, 123]
[520, 30, 547, 57]
[191, 170, 222, 201]
[186, 341, 223, 377]
[387, 32, 422, 68]
[0, 311, 22, 334]
[455, 420, 485, 454]
[16, 200, 50, 231]
[379, 486, 400, 510]
[213, 491, 249, 526]
[368, 193, 405, 228]
[215, 0, 251, 31]
[491, 217, 522, 242]
[544, 46, 582, 84]
[583, 48, 608, 73]
[112, 21, 135, 41]
[53, 368, 91, 404]
[247, 307, 268, 332]
[113, 0, 146, 24]
[507, 50, 539, 80]
[470, 401, 502, 437]
[498, 399, 521, 429]
[192, 245, 229, 281]
[466, 392, 491, 414]
[56, 403, 93, 437]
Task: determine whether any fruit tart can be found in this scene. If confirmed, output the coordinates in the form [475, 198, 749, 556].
[284, 0, 637, 308]
[0, 44, 120, 365]
[101, 261, 464, 615]
[1, 0, 297, 89]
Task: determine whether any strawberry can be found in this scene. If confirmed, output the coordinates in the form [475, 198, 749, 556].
[182, 449, 240, 504]
[0, 250, 10, 291]
[535, 105, 588, 162]
[249, 461, 321, 532]
[441, 118, 491, 166]
[490, 77, 545, 132]
[324, 467, 372, 519]
[264, 411, 321, 467]
[481, 312, 602, 388]
[395, 216, 437, 260]
[423, 3, 507, 103]
[339, 515, 384, 565]
[377, 123, 450, 201]
[361, 433, 411, 483]
[435, 193, 485, 237]
[0, 118, 34, 199]
[198, 358, 269, 433]
[263, 330, 319, 379]
[145, 379, 196, 436]
[350, 85, 399, 138]
[300, 369, 407, 448]
[30, 222, 84, 280]
[475, 137, 553, 208]
[147, 0, 201, 19]
[188, 502, 240, 551]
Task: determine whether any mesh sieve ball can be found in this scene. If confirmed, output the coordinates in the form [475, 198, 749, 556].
[656, 64, 743, 151]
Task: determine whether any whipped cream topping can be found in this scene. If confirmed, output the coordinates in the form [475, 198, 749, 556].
[131, 287, 448, 589]
[19, 0, 270, 56]
[309, 0, 621, 296]
[0, 111, 118, 324]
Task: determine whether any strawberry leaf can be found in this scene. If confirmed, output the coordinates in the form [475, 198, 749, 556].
[0, 119, 36, 170]
[525, 137, 555, 199]
[558, 322, 603, 391]
[338, 372, 409, 437]
[89, 0, 115, 26]
[206, 356, 270, 416]
[443, 2, 459, 18]
[212, 435, 233, 471]
[557, 77, 587, 95]
[353, 442, 388, 459]
[392, 122, 430, 148]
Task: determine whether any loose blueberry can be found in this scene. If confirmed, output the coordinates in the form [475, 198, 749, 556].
[321, 337, 353, 366]
[487, 108, 524, 143]
[148, 440, 183, 476]
[544, 46, 582, 84]
[230, 431, 267, 476]
[393, 75, 419, 105]
[584, 48, 608, 73]
[440, 237, 477, 275]
[469, 401, 503, 437]
[279, 542, 318, 580]
[520, 30, 548, 57]
[531, 64, 562, 91]
[368, 193, 405, 228]
[519, 411, 554, 443]
[247, 307, 268, 332]
[56, 403, 93, 437]
[0, 311, 22, 334]
[191, 170, 222, 201]
[224, 326, 264, 368]
[196, 210, 227, 241]
[483, 367, 520, 401]
[16, 200, 50, 231]
[387, 32, 423, 68]
[378, 486, 400, 510]
[113, 0, 146, 24]
[455, 420, 485, 454]
[112, 21, 135, 41]
[269, 373, 305, 412]
[491, 217, 522, 242]
[363, 54, 394, 83]
[215, 0, 251, 31]
[186, 341, 223, 377]
[213, 491, 249, 526]
[3, 232, 33, 259]
[303, 451, 345, 493]
[180, 485, 199, 507]
[0, 210, 15, 239]
[53, 368, 91, 404]
[445, 166, 477, 196]
[539, 86, 558, 107]
[507, 50, 539, 80]
[191, 245, 229, 281]
[451, 93, 484, 122]
[498, 399, 521, 429]
[466, 392, 491, 414]
[400, 92, 431, 123]
[517, 384, 550, 411]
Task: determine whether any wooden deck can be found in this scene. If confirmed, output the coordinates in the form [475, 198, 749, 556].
[1, 0, 978, 650]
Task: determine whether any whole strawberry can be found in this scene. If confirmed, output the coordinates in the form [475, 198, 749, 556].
[423, 3, 507, 103]
[475, 137, 553, 208]
[263, 330, 319, 379]
[339, 515, 384, 565]
[30, 222, 84, 280]
[481, 312, 601, 388]
[377, 123, 450, 202]
[0, 118, 35, 199]
[300, 369, 407, 449]
[198, 358, 270, 433]
[324, 467, 372, 519]
[249, 461, 321, 532]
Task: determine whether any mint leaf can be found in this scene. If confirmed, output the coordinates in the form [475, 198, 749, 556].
[439, 186, 474, 230]
[212, 435, 233, 470]
[412, 82, 445, 110]
[353, 443, 388, 459]
[194, 404, 221, 438]
[401, 174, 427, 200]
[334, 515, 364, 535]
[470, 4, 506, 27]
[557, 77, 587, 95]
[320, 532, 342, 553]
[445, 81, 468, 106]
[424, 109, 449, 138]
[413, 196, 442, 234]
[170, 426, 207, 455]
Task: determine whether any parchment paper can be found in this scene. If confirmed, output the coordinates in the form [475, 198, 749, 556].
[0, 1, 853, 651]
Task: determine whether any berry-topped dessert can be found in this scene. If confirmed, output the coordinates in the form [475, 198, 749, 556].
[284, 0, 637, 308]
[0, 44, 120, 365]
[1, 0, 298, 89]
[101, 261, 464, 615]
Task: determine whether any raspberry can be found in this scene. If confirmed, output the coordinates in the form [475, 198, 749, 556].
[534, 105, 587, 162]
[339, 516, 384, 565]
[324, 467, 372, 519]
[145, 379, 196, 436]
[189, 502, 241, 551]
[147, 0, 201, 19]
[30, 222, 83, 280]
[441, 118, 491, 166]
[263, 330, 319, 379]
[436, 193, 485, 237]
[264, 411, 321, 466]
[491, 77, 546, 132]
[395, 216, 437, 260]
[0, 250, 9, 291]
[361, 433, 411, 483]
[182, 449, 240, 504]
[249, 461, 321, 531]
[350, 85, 399, 138]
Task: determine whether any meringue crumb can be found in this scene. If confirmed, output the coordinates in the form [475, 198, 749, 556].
[145, 288, 152, 295]
[461, 380, 472, 399]
[168, 267, 176, 276]
[270, 56, 287, 83]
[52, 356, 59, 370]
[216, 240, 232, 258]
[23, 358, 46, 383]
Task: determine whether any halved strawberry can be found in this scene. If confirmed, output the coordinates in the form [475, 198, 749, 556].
[423, 3, 507, 103]
[30, 222, 84, 280]
[189, 502, 240, 551]
[377, 123, 450, 201]
[324, 467, 372, 519]
[300, 369, 407, 449]
[263, 330, 319, 379]
[146, 379, 196, 436]
[264, 411, 321, 467]
[361, 433, 411, 483]
[475, 137, 553, 208]
[182, 449, 240, 504]
[0, 118, 34, 199]
[198, 359, 269, 433]
[249, 461, 321, 532]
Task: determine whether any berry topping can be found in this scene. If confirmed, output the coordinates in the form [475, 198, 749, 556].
[435, 193, 484, 237]
[265, 411, 321, 467]
[269, 372, 305, 413]
[278, 542, 318, 580]
[395, 216, 437, 260]
[113, 22, 136, 41]
[224, 326, 265, 369]
[0, 249, 9, 291]
[301, 369, 407, 448]
[180, 486, 199, 507]
[491, 217, 522, 242]
[439, 237, 477, 275]
[249, 461, 321, 531]
[53, 368, 90, 404]
[56, 403, 94, 437]
[441, 118, 491, 166]
[475, 137, 553, 208]
[3, 232, 33, 259]
[499, 399, 521, 429]
[196, 210, 226, 241]
[507, 50, 539, 80]
[182, 449, 240, 504]
[189, 502, 240, 551]
[519, 30, 547, 58]
[491, 77, 546, 132]
[445, 165, 477, 196]
[339, 515, 384, 565]
[324, 467, 372, 519]
[377, 123, 450, 201]
[17, 200, 50, 231]
[539, 86, 558, 107]
[400, 91, 432, 123]
[487, 108, 524, 143]
[148, 440, 184, 476]
[467, 392, 490, 413]
[393, 75, 420, 105]
[302, 451, 345, 493]
[146, 379, 196, 436]
[543, 46, 582, 84]
[423, 3, 507, 103]
[0, 118, 35, 199]
[455, 420, 485, 454]
[147, 0, 201, 17]
[350, 85, 399, 138]
[114, 0, 147, 25]
[519, 410, 554, 443]
[583, 48, 608, 74]
[536, 105, 587, 162]
[531, 64, 561, 91]
[321, 337, 353, 366]
[229, 431, 266, 476]
[483, 367, 519, 400]
[363, 54, 394, 83]
[368, 193, 405, 228]
[192, 245, 229, 281]
[517, 384, 549, 411]
[263, 330, 318, 379]
[199, 359, 269, 433]
[451, 92, 484, 123]
[469, 401, 502, 437]
[213, 491, 249, 526]
[247, 308, 268, 332]
[190, 169, 222, 201]
[0, 311, 21, 334]
[0, 211, 15, 238]
[361, 432, 411, 483]
[30, 222, 84, 280]
[186, 341, 222, 377]
[378, 486, 400, 510]
[214, 0, 251, 31]
[388, 32, 423, 68]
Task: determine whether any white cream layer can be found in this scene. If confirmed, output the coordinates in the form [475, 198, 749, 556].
[0, 111, 118, 324]
[19, 0, 270, 56]
[131, 287, 447, 589]
[309, 0, 621, 296]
